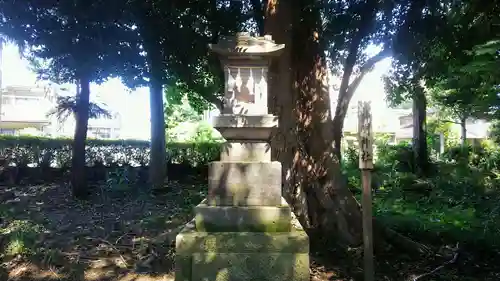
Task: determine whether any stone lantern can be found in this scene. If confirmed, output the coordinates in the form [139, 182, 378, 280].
[175, 33, 309, 281]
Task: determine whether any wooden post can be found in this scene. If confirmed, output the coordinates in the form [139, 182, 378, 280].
[358, 101, 374, 281]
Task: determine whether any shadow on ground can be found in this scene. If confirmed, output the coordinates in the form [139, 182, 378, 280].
[0, 179, 206, 281]
[2, 178, 500, 281]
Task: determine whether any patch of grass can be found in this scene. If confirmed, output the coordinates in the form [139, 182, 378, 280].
[344, 143, 500, 253]
[0, 220, 45, 257]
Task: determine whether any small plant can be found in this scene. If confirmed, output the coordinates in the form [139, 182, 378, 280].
[105, 166, 134, 192]
[0, 220, 44, 257]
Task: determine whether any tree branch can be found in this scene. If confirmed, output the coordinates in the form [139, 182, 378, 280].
[348, 47, 392, 94]
[334, 47, 392, 123]
[440, 119, 461, 124]
[205, 94, 223, 112]
[335, 0, 379, 120]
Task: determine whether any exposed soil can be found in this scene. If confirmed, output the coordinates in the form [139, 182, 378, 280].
[0, 181, 203, 281]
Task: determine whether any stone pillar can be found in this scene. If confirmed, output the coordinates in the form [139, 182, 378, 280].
[175, 33, 309, 281]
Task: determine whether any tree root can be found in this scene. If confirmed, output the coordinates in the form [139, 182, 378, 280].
[373, 219, 432, 257]
[308, 177, 432, 257]
[410, 243, 460, 280]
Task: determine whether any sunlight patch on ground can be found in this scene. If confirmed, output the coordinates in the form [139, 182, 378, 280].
[8, 262, 65, 280]
[117, 273, 174, 281]
[84, 268, 117, 280]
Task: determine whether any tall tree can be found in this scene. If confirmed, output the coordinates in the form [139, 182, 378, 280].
[393, 0, 458, 172]
[384, 74, 430, 174]
[263, 0, 364, 244]
[0, 0, 142, 198]
[117, 0, 243, 190]
[261, 0, 434, 250]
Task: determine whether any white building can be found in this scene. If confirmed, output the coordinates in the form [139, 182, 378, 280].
[0, 85, 54, 135]
[0, 84, 122, 139]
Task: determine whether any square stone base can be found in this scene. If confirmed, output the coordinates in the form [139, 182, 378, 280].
[194, 199, 292, 232]
[175, 210, 309, 281]
[208, 161, 282, 206]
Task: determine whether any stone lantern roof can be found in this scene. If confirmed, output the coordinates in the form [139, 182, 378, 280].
[208, 32, 285, 59]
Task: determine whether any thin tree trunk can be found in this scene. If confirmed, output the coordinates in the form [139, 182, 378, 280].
[412, 87, 428, 175]
[460, 116, 467, 147]
[439, 132, 445, 154]
[0, 38, 3, 91]
[0, 38, 3, 121]
[71, 74, 90, 199]
[149, 59, 167, 191]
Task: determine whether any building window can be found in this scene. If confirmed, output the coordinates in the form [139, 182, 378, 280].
[15, 97, 36, 106]
[89, 127, 111, 139]
[2, 97, 13, 105]
[0, 129, 17, 135]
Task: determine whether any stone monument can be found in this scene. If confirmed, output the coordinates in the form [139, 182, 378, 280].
[175, 33, 310, 281]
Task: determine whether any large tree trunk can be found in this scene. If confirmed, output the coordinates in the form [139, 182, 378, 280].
[265, 0, 363, 246]
[412, 87, 428, 175]
[71, 75, 90, 199]
[149, 59, 167, 191]
[264, 1, 431, 256]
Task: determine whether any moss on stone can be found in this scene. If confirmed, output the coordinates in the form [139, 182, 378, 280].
[176, 226, 308, 255]
[194, 203, 292, 233]
[195, 215, 291, 232]
[191, 252, 309, 281]
[174, 255, 192, 281]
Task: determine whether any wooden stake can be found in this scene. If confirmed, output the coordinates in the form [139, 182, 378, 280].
[358, 101, 374, 281]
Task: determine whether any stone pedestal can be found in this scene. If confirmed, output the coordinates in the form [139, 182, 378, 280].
[175, 33, 309, 281]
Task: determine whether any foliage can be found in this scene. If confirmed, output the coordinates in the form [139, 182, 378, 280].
[119, 0, 244, 108]
[164, 92, 202, 129]
[488, 120, 500, 145]
[386, 0, 499, 115]
[0, 220, 45, 257]
[343, 141, 500, 253]
[0, 0, 146, 196]
[0, 1, 141, 85]
[0, 135, 220, 169]
[47, 95, 113, 122]
[164, 90, 223, 143]
[190, 122, 224, 143]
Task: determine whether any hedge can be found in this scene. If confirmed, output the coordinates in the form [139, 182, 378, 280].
[0, 135, 221, 169]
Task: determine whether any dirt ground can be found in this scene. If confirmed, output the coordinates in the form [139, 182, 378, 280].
[0, 181, 494, 281]
[0, 181, 346, 281]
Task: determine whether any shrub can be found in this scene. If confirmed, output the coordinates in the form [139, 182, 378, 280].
[0, 135, 221, 169]
[376, 142, 415, 173]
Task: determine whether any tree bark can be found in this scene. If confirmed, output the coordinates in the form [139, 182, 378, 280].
[412, 87, 428, 175]
[133, 0, 168, 191]
[460, 116, 467, 147]
[264, 1, 433, 256]
[71, 74, 91, 199]
[265, 0, 363, 246]
[149, 58, 167, 191]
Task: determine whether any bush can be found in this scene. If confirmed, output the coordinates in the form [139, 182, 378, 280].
[342, 141, 500, 251]
[376, 142, 415, 173]
[0, 135, 220, 168]
[0, 135, 222, 184]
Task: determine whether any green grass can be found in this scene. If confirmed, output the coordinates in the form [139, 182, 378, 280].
[344, 143, 500, 253]
[0, 220, 45, 257]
